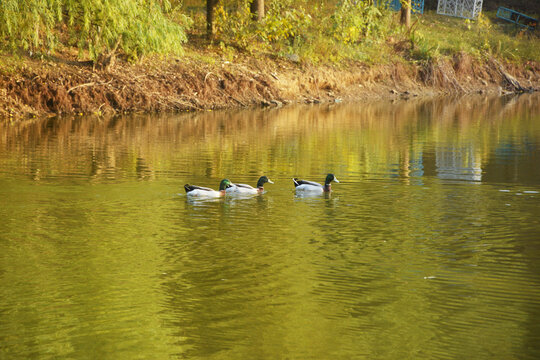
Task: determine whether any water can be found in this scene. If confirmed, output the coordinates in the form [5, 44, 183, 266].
[1, 95, 540, 359]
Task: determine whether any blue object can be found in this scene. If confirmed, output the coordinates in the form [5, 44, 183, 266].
[496, 7, 537, 29]
[384, 0, 424, 14]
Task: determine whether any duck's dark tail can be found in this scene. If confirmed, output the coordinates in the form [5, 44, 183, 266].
[293, 178, 300, 187]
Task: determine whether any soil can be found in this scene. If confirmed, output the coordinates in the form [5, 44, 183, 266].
[1, 48, 539, 120]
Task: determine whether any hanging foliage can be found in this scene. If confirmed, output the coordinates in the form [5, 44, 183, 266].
[0, 0, 192, 60]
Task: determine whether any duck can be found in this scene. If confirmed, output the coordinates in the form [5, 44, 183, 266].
[184, 179, 232, 198]
[227, 176, 274, 195]
[293, 173, 339, 193]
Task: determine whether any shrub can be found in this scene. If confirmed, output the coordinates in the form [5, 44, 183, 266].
[329, 0, 388, 44]
[214, 0, 311, 51]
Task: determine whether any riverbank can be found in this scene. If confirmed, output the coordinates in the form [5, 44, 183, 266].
[2, 47, 539, 120]
[2, 4, 540, 121]
[2, 1, 540, 121]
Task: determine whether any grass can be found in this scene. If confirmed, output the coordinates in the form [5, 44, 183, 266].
[184, 6, 539, 66]
[409, 11, 540, 62]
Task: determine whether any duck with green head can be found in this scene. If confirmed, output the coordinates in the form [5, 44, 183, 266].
[226, 176, 274, 195]
[293, 173, 339, 194]
[184, 179, 232, 198]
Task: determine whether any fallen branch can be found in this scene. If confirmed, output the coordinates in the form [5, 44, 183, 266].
[493, 59, 527, 92]
[67, 80, 112, 94]
[229, 95, 247, 106]
[204, 72, 215, 82]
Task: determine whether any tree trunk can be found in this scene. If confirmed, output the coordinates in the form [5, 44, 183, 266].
[400, 0, 411, 28]
[250, 0, 264, 21]
[207, 0, 216, 39]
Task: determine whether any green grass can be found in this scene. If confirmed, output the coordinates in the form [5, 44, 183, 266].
[411, 11, 540, 62]
[200, 6, 539, 66]
[160, 2, 540, 66]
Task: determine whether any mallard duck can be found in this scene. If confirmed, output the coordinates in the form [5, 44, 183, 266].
[227, 176, 274, 195]
[293, 173, 339, 193]
[184, 179, 232, 198]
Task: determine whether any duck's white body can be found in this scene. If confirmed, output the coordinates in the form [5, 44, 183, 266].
[184, 179, 231, 198]
[294, 182, 325, 193]
[226, 176, 273, 196]
[186, 188, 224, 198]
[293, 174, 339, 194]
[226, 184, 259, 195]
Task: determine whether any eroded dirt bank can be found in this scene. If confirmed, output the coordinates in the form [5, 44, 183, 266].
[1, 52, 539, 120]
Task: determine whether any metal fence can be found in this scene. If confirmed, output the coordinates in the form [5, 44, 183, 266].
[437, 0, 483, 20]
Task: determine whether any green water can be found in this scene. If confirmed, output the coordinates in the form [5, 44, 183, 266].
[1, 95, 540, 359]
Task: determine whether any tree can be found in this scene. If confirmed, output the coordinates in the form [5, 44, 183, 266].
[250, 0, 265, 21]
[400, 0, 411, 28]
[207, 0, 217, 39]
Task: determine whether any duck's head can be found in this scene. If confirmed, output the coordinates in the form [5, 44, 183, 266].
[257, 176, 274, 188]
[219, 179, 233, 191]
[325, 173, 339, 185]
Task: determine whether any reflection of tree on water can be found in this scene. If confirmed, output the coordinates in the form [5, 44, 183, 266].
[397, 141, 424, 185]
[136, 156, 154, 180]
[0, 94, 539, 185]
[436, 145, 482, 182]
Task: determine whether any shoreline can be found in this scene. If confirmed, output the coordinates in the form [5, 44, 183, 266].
[1, 51, 539, 121]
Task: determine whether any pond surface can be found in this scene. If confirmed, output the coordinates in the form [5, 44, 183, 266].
[1, 94, 540, 359]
